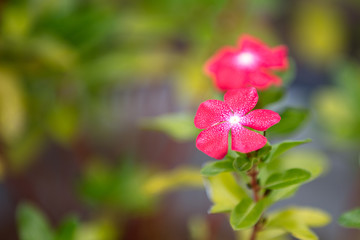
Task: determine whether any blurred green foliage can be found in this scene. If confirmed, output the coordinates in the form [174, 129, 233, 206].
[17, 202, 117, 240]
[314, 61, 360, 148]
[0, 0, 356, 239]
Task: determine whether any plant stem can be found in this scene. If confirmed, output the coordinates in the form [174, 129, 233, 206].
[248, 166, 260, 202]
[248, 164, 262, 240]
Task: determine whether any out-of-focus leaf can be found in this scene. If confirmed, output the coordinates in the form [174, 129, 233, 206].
[47, 104, 78, 144]
[17, 202, 54, 240]
[201, 158, 234, 176]
[204, 172, 248, 213]
[265, 139, 312, 162]
[188, 216, 210, 240]
[267, 108, 309, 135]
[143, 168, 203, 195]
[266, 207, 331, 240]
[75, 219, 117, 240]
[175, 59, 214, 103]
[338, 208, 360, 229]
[79, 159, 152, 212]
[314, 88, 358, 142]
[141, 113, 200, 142]
[30, 36, 76, 71]
[8, 130, 43, 172]
[275, 150, 329, 180]
[1, 6, 33, 41]
[332, 62, 360, 115]
[0, 69, 25, 143]
[56, 216, 78, 240]
[230, 198, 266, 230]
[291, 1, 346, 65]
[264, 168, 311, 190]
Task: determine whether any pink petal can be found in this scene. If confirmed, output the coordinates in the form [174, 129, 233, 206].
[239, 35, 288, 71]
[238, 35, 269, 55]
[194, 100, 232, 129]
[263, 46, 288, 70]
[204, 47, 249, 91]
[240, 109, 281, 131]
[213, 66, 248, 91]
[231, 126, 267, 153]
[224, 87, 258, 116]
[247, 70, 282, 90]
[196, 123, 231, 159]
[204, 47, 238, 77]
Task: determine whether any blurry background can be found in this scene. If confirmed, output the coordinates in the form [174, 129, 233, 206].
[0, 0, 360, 239]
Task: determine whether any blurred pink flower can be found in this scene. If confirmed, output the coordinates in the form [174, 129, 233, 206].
[194, 87, 280, 159]
[205, 35, 288, 91]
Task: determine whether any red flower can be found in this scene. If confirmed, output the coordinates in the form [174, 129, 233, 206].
[194, 87, 280, 159]
[205, 35, 288, 91]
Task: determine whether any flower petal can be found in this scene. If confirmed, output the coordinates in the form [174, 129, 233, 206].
[194, 100, 232, 129]
[263, 46, 288, 70]
[213, 67, 248, 91]
[239, 35, 288, 71]
[241, 109, 281, 131]
[231, 126, 267, 153]
[204, 47, 249, 91]
[238, 35, 269, 55]
[224, 87, 258, 116]
[196, 123, 231, 159]
[247, 70, 281, 90]
[204, 47, 237, 77]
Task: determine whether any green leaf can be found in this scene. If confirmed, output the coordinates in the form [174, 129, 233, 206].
[233, 155, 252, 172]
[338, 208, 360, 229]
[257, 87, 285, 108]
[140, 113, 200, 141]
[17, 202, 55, 240]
[267, 108, 309, 135]
[200, 158, 234, 176]
[257, 144, 272, 160]
[265, 139, 312, 162]
[266, 207, 331, 240]
[56, 216, 78, 240]
[264, 168, 311, 190]
[204, 172, 248, 213]
[230, 198, 266, 230]
[267, 186, 299, 204]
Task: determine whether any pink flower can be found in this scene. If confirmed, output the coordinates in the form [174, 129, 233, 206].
[205, 35, 288, 91]
[194, 87, 280, 159]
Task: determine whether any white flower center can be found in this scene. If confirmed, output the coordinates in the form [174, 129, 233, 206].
[235, 52, 257, 67]
[229, 115, 241, 125]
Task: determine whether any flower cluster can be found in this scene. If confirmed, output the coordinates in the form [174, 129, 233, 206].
[194, 87, 280, 159]
[195, 34, 287, 159]
[205, 35, 288, 91]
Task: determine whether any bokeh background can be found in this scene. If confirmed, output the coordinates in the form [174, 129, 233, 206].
[1, 0, 360, 239]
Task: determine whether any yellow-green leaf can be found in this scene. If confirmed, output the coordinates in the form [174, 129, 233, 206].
[143, 168, 203, 196]
[266, 207, 331, 240]
[204, 172, 248, 213]
[0, 69, 25, 143]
